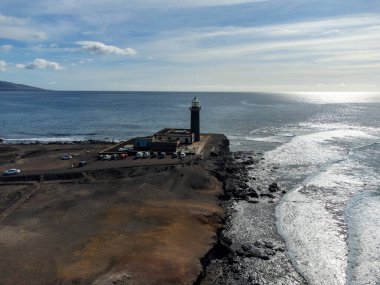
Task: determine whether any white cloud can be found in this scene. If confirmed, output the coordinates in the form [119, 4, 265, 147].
[0, 13, 47, 41]
[76, 41, 137, 56]
[0, 60, 7, 71]
[139, 0, 268, 7]
[0, 13, 24, 25]
[0, 44, 12, 52]
[145, 14, 380, 66]
[175, 32, 380, 61]
[33, 0, 267, 14]
[168, 14, 380, 42]
[17, 58, 63, 70]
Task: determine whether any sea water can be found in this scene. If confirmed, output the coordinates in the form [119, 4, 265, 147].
[1, 90, 379, 284]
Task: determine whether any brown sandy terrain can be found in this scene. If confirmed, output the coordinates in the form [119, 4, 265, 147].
[0, 135, 228, 284]
[0, 143, 111, 172]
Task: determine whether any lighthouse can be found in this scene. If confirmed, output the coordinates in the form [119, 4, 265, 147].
[190, 96, 201, 142]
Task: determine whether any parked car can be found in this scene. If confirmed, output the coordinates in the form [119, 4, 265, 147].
[136, 152, 143, 158]
[3, 168, 21, 175]
[180, 152, 186, 159]
[78, 160, 86, 167]
[151, 152, 158, 158]
[119, 153, 128, 159]
[111, 154, 118, 160]
[158, 152, 166, 159]
[61, 154, 72, 160]
[143, 151, 150, 158]
[97, 154, 104, 160]
[172, 152, 178, 158]
[102, 154, 112, 160]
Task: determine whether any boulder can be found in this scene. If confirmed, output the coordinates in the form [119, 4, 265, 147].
[268, 182, 280, 192]
[275, 246, 286, 252]
[245, 248, 270, 260]
[241, 244, 252, 252]
[265, 249, 276, 256]
[264, 241, 275, 249]
[246, 187, 259, 198]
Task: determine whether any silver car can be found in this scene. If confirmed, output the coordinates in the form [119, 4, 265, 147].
[3, 168, 21, 175]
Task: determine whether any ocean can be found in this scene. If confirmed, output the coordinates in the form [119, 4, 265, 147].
[1, 90, 380, 284]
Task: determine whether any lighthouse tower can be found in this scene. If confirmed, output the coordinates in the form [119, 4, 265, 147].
[190, 96, 201, 142]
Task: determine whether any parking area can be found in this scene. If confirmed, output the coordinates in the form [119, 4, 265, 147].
[0, 142, 201, 178]
[0, 133, 215, 178]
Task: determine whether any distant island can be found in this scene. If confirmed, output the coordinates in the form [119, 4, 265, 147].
[0, 80, 46, 91]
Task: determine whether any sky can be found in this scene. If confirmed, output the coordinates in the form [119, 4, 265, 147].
[0, 0, 380, 91]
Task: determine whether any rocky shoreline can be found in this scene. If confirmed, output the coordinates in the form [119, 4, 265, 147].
[199, 150, 307, 284]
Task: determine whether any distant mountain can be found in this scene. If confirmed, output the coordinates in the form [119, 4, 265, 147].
[0, 80, 46, 91]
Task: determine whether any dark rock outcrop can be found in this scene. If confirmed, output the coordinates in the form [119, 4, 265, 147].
[268, 182, 280, 192]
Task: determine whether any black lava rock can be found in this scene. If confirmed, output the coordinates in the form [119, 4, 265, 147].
[231, 264, 241, 273]
[245, 248, 270, 260]
[241, 244, 252, 252]
[264, 241, 275, 249]
[246, 187, 259, 198]
[268, 182, 280, 192]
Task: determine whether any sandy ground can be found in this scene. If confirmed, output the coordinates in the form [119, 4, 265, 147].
[0, 136, 227, 284]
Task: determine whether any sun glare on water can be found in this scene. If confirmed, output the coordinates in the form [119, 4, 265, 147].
[285, 92, 380, 104]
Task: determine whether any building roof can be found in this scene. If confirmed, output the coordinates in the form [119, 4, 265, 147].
[155, 128, 192, 135]
[133, 136, 153, 141]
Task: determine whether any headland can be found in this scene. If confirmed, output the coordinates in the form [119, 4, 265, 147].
[0, 136, 307, 284]
[0, 134, 229, 284]
[0, 80, 46, 91]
